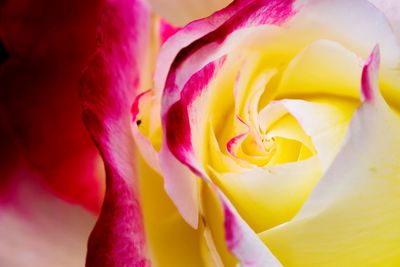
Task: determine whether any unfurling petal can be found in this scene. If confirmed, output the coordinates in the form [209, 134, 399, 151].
[80, 0, 151, 266]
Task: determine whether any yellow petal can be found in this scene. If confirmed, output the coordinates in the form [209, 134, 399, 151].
[261, 48, 400, 266]
[138, 158, 205, 266]
[210, 157, 322, 233]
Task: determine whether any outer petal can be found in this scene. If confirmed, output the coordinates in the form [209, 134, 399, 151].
[0, 0, 104, 213]
[261, 48, 400, 266]
[0, 165, 95, 267]
[147, 0, 233, 26]
[80, 0, 151, 266]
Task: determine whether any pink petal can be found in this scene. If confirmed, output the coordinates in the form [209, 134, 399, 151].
[361, 45, 380, 102]
[80, 0, 151, 266]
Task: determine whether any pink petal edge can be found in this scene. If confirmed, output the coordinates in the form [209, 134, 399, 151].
[361, 45, 380, 102]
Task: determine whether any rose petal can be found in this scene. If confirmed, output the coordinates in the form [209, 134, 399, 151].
[0, 167, 95, 267]
[211, 156, 321, 233]
[138, 158, 207, 265]
[218, 190, 282, 266]
[80, 0, 151, 266]
[261, 47, 400, 266]
[131, 91, 162, 174]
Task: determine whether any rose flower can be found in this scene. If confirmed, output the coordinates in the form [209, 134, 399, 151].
[1, 0, 400, 266]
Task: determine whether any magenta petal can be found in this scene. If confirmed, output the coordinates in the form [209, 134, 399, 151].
[80, 0, 151, 266]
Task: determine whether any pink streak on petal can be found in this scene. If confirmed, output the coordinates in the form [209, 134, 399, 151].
[223, 201, 243, 251]
[131, 90, 152, 121]
[165, 56, 226, 168]
[80, 0, 151, 266]
[361, 45, 380, 102]
[226, 116, 250, 159]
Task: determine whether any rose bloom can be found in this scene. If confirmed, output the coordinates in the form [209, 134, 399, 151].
[1, 0, 400, 266]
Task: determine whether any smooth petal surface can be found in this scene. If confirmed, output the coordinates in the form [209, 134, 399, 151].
[262, 48, 400, 266]
[0, 166, 95, 267]
[212, 157, 321, 232]
[368, 0, 400, 40]
[147, 0, 233, 26]
[138, 158, 206, 266]
[0, 0, 104, 213]
[80, 0, 151, 266]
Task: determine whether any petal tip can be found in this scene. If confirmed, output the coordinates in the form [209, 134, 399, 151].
[361, 45, 380, 103]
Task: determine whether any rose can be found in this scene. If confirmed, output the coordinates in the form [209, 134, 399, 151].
[128, 0, 400, 266]
[2, 0, 399, 267]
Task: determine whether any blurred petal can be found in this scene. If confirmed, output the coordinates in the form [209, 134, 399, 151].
[0, 167, 95, 267]
[147, 0, 233, 26]
[80, 0, 152, 266]
[368, 0, 400, 40]
[262, 47, 400, 266]
[159, 19, 181, 44]
[0, 0, 104, 212]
